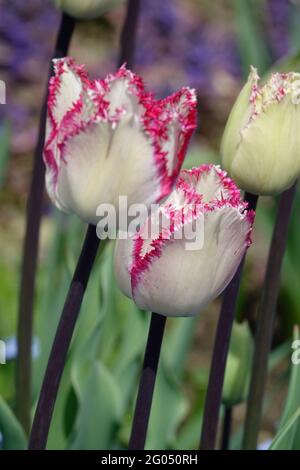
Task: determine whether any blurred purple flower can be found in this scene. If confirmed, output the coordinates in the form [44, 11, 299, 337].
[268, 0, 291, 59]
[0, 0, 59, 81]
[136, 0, 241, 98]
[0, 0, 59, 144]
[1, 0, 294, 156]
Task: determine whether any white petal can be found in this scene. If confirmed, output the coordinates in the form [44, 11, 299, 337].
[180, 165, 230, 202]
[131, 206, 250, 317]
[106, 77, 140, 116]
[231, 96, 300, 194]
[49, 58, 84, 127]
[159, 88, 197, 183]
[55, 114, 160, 224]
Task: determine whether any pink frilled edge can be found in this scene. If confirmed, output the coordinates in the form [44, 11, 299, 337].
[44, 57, 197, 204]
[130, 164, 255, 294]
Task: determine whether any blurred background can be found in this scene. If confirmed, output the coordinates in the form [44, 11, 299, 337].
[1, 0, 300, 450]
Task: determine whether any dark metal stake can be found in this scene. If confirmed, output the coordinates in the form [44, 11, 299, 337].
[118, 0, 141, 68]
[243, 183, 297, 450]
[28, 226, 100, 449]
[221, 406, 232, 450]
[199, 192, 258, 450]
[129, 313, 167, 450]
[16, 13, 75, 434]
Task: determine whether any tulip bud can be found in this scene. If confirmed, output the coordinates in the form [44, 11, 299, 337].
[221, 66, 300, 195]
[44, 57, 197, 225]
[114, 164, 254, 317]
[54, 0, 125, 19]
[222, 322, 254, 406]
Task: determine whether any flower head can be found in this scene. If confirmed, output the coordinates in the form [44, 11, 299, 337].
[115, 164, 254, 317]
[54, 0, 125, 19]
[44, 57, 197, 224]
[221, 67, 300, 195]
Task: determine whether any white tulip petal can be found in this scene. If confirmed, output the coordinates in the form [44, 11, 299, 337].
[158, 88, 198, 188]
[115, 164, 254, 317]
[55, 115, 159, 224]
[48, 57, 87, 128]
[222, 66, 300, 195]
[132, 207, 249, 316]
[43, 59, 197, 225]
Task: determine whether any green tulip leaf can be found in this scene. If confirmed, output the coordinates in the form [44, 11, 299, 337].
[0, 396, 26, 450]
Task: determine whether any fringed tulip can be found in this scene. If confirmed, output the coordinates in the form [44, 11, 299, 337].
[115, 164, 254, 317]
[221, 67, 300, 195]
[54, 0, 125, 19]
[44, 57, 197, 225]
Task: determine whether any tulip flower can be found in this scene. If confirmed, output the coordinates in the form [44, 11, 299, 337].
[44, 57, 197, 225]
[54, 0, 125, 19]
[221, 66, 300, 195]
[115, 164, 254, 317]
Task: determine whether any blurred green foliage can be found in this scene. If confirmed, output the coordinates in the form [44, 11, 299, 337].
[222, 322, 253, 407]
[1, 0, 300, 451]
[0, 122, 10, 189]
[270, 327, 300, 450]
[1, 142, 300, 449]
